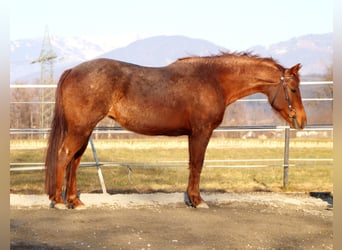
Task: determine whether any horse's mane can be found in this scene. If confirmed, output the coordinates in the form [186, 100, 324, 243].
[176, 51, 283, 70]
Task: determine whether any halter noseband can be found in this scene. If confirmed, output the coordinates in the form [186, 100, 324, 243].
[270, 73, 297, 121]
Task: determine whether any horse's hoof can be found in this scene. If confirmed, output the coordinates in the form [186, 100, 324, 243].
[196, 201, 209, 209]
[67, 198, 85, 209]
[52, 203, 67, 210]
[184, 192, 193, 207]
[69, 202, 86, 210]
[183, 192, 209, 208]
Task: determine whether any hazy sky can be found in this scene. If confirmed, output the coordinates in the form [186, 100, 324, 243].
[10, 0, 333, 50]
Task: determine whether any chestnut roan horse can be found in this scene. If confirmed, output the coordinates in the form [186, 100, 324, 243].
[45, 52, 307, 209]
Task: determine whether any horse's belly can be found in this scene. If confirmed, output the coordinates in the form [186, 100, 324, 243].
[110, 104, 190, 136]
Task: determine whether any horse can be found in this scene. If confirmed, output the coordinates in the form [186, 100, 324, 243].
[45, 52, 307, 209]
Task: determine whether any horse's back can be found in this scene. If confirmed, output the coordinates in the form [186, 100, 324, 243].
[59, 58, 225, 136]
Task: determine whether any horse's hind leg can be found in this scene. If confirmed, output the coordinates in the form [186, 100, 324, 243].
[53, 133, 90, 209]
[52, 143, 74, 209]
[65, 139, 89, 209]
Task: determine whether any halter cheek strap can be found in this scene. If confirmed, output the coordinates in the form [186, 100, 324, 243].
[281, 76, 296, 119]
[270, 74, 296, 120]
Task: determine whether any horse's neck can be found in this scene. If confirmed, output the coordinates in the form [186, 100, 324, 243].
[220, 63, 280, 105]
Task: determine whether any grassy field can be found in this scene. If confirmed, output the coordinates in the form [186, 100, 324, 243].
[10, 137, 333, 194]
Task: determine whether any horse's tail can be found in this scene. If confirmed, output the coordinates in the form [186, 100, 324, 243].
[45, 69, 72, 197]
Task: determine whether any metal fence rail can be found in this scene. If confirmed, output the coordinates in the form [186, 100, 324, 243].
[9, 124, 333, 135]
[10, 125, 333, 192]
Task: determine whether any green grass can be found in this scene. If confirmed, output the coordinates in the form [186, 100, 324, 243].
[10, 137, 333, 194]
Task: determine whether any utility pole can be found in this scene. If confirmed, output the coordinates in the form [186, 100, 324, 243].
[31, 26, 57, 136]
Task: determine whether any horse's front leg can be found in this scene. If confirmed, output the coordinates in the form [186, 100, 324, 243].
[187, 130, 213, 208]
[51, 135, 89, 209]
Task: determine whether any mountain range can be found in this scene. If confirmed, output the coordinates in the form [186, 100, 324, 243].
[10, 33, 332, 83]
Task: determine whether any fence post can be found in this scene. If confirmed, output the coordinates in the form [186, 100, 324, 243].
[89, 134, 107, 194]
[283, 127, 290, 188]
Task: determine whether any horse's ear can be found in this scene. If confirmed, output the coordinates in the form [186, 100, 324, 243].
[289, 63, 302, 75]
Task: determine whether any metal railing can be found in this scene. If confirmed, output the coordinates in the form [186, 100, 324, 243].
[10, 124, 333, 193]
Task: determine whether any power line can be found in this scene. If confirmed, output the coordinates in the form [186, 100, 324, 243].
[31, 26, 58, 133]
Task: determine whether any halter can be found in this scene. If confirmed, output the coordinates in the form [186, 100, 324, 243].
[270, 73, 297, 121]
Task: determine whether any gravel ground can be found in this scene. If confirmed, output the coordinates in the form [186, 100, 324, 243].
[10, 192, 333, 249]
[10, 192, 332, 209]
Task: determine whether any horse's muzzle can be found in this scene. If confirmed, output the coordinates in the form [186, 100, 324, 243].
[291, 117, 306, 130]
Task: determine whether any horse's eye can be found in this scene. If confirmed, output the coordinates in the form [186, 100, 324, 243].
[290, 88, 297, 93]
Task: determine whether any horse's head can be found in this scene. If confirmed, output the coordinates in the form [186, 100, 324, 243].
[269, 64, 307, 129]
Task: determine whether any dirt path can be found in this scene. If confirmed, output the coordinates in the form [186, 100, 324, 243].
[10, 192, 333, 249]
